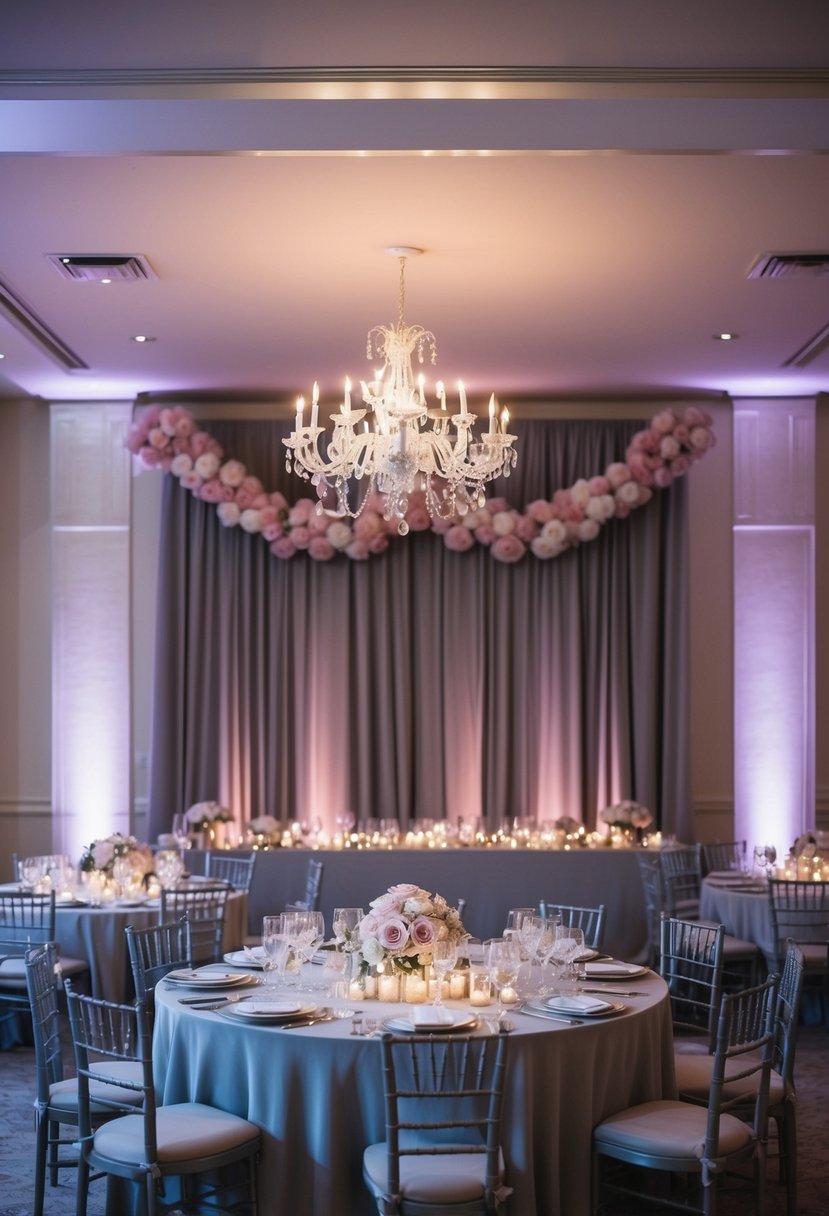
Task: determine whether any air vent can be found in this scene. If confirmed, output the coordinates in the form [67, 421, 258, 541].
[747, 252, 829, 280]
[47, 254, 156, 282]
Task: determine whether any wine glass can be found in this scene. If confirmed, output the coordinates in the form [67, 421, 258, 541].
[261, 915, 291, 990]
[486, 938, 521, 1018]
[430, 940, 458, 1008]
[550, 926, 585, 994]
[171, 814, 191, 859]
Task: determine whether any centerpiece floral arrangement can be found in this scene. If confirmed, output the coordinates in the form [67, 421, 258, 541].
[79, 833, 154, 878]
[599, 800, 653, 832]
[355, 883, 468, 976]
[186, 800, 233, 830]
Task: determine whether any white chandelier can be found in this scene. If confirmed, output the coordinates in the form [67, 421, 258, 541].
[282, 247, 517, 535]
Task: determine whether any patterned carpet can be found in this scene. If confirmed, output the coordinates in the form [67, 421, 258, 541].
[0, 1018, 826, 1215]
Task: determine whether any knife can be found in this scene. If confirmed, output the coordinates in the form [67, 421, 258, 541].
[178, 994, 255, 1009]
[580, 987, 644, 997]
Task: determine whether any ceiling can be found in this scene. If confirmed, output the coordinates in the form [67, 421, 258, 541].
[1, 0, 829, 412]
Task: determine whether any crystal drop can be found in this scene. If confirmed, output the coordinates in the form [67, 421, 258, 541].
[457, 501, 468, 516]
[398, 520, 410, 536]
[311, 473, 321, 486]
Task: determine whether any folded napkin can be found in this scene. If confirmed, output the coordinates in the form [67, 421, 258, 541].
[585, 961, 639, 976]
[411, 1006, 457, 1028]
[545, 994, 611, 1014]
[242, 1000, 302, 1016]
[243, 945, 267, 963]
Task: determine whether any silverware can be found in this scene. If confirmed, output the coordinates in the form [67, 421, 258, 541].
[517, 1006, 584, 1027]
[581, 987, 645, 997]
[279, 1009, 334, 1029]
[181, 993, 255, 1010]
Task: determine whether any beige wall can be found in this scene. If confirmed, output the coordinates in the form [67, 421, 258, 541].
[0, 399, 52, 876]
[6, 392, 822, 876]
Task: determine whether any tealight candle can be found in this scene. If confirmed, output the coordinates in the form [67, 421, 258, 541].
[378, 973, 400, 1002]
[404, 975, 428, 1004]
[500, 986, 519, 1005]
[428, 979, 450, 1001]
[469, 972, 493, 1006]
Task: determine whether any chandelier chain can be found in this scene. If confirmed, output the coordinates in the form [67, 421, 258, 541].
[398, 256, 406, 328]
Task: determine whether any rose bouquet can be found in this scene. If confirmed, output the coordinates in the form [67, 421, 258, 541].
[80, 833, 154, 878]
[186, 800, 233, 830]
[356, 883, 468, 976]
[599, 801, 653, 831]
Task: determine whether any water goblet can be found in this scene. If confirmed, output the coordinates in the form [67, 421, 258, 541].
[552, 926, 585, 994]
[430, 940, 458, 1008]
[332, 906, 364, 983]
[262, 915, 291, 990]
[486, 938, 521, 1018]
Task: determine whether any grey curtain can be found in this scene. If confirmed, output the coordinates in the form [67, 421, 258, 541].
[147, 417, 691, 839]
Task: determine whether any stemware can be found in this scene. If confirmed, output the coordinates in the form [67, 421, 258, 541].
[486, 938, 521, 1018]
[549, 926, 585, 994]
[171, 814, 191, 858]
[332, 906, 364, 984]
[261, 915, 291, 990]
[430, 940, 458, 1008]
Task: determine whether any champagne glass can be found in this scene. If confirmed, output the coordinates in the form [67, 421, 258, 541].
[171, 814, 191, 859]
[332, 906, 364, 984]
[430, 940, 458, 1007]
[486, 938, 521, 1018]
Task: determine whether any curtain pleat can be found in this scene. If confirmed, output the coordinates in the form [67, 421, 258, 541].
[147, 417, 692, 840]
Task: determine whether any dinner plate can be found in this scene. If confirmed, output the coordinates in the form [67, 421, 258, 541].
[115, 897, 148, 908]
[165, 969, 255, 989]
[530, 997, 626, 1019]
[382, 1011, 479, 1034]
[583, 961, 649, 980]
[228, 1001, 316, 1022]
[55, 895, 89, 906]
[223, 949, 265, 969]
[574, 947, 601, 962]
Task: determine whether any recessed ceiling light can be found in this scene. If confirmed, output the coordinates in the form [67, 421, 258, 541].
[713, 332, 738, 341]
[0, 353, 5, 359]
[100, 278, 112, 285]
[131, 335, 157, 343]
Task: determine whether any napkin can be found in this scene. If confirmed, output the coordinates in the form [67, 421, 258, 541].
[584, 961, 639, 976]
[242, 1000, 301, 1016]
[243, 945, 266, 963]
[545, 994, 611, 1014]
[411, 1006, 456, 1028]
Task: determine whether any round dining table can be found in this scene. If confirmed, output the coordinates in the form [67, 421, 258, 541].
[153, 965, 675, 1216]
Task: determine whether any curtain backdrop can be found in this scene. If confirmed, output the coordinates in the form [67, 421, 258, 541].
[147, 417, 691, 840]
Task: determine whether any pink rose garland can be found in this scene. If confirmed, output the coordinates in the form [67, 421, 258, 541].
[126, 403, 715, 565]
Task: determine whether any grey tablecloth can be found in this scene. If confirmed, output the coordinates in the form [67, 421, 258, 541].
[54, 891, 247, 1001]
[153, 969, 674, 1216]
[195, 847, 650, 963]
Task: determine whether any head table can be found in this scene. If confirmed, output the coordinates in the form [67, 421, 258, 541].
[152, 964, 674, 1216]
[192, 846, 651, 963]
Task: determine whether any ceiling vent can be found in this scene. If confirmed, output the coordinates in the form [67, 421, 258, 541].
[747, 252, 829, 280]
[47, 254, 156, 282]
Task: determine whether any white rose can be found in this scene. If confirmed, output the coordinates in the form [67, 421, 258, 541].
[326, 521, 353, 550]
[540, 518, 567, 545]
[217, 502, 240, 527]
[240, 509, 263, 533]
[171, 454, 193, 477]
[194, 452, 220, 480]
[361, 937, 385, 966]
[492, 511, 516, 536]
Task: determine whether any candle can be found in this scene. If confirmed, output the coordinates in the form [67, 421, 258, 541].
[470, 987, 493, 1007]
[344, 376, 352, 411]
[310, 381, 319, 429]
[378, 973, 400, 1002]
[404, 975, 428, 1004]
[428, 978, 450, 1001]
[437, 379, 446, 410]
[449, 971, 467, 999]
[500, 985, 519, 1005]
[458, 380, 467, 413]
[469, 972, 493, 1006]
[296, 395, 304, 428]
[500, 406, 510, 434]
[488, 393, 496, 434]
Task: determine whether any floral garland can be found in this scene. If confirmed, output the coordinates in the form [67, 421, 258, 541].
[126, 403, 715, 564]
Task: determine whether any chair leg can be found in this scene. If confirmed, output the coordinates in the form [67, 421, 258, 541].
[780, 1105, 797, 1216]
[75, 1156, 90, 1216]
[33, 1113, 48, 1216]
[48, 1117, 61, 1187]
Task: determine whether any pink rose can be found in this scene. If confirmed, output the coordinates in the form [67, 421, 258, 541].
[659, 436, 680, 461]
[526, 498, 555, 524]
[148, 427, 169, 451]
[485, 497, 510, 515]
[180, 471, 203, 492]
[683, 406, 709, 429]
[429, 516, 452, 535]
[514, 514, 539, 542]
[652, 410, 677, 435]
[588, 476, 610, 496]
[410, 916, 436, 948]
[219, 459, 246, 488]
[368, 533, 389, 555]
[125, 427, 146, 455]
[444, 525, 474, 552]
[159, 408, 178, 437]
[139, 447, 161, 468]
[262, 521, 285, 542]
[174, 412, 195, 439]
[289, 498, 315, 527]
[353, 511, 383, 540]
[491, 534, 527, 563]
[653, 467, 674, 488]
[270, 536, 297, 559]
[378, 917, 410, 951]
[474, 523, 495, 546]
[307, 513, 330, 537]
[290, 526, 311, 549]
[345, 538, 370, 560]
[269, 491, 288, 512]
[259, 506, 278, 527]
[387, 884, 421, 900]
[576, 519, 600, 543]
[198, 479, 224, 503]
[552, 488, 572, 512]
[309, 537, 336, 561]
[605, 462, 631, 489]
[689, 426, 713, 452]
[406, 506, 432, 532]
[670, 454, 692, 477]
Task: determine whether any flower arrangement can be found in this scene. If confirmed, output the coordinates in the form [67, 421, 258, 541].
[79, 833, 154, 878]
[249, 814, 281, 843]
[599, 801, 653, 831]
[185, 800, 232, 830]
[125, 403, 716, 565]
[355, 883, 468, 975]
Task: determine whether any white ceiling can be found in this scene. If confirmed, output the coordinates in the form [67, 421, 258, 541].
[1, 0, 828, 410]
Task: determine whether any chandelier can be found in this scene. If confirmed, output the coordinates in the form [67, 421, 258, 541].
[282, 247, 517, 535]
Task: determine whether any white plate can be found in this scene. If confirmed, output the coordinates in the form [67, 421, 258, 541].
[223, 950, 265, 970]
[228, 1001, 316, 1022]
[538, 996, 626, 1019]
[55, 896, 89, 906]
[165, 969, 252, 989]
[583, 961, 649, 979]
[115, 897, 148, 908]
[574, 947, 601, 962]
[383, 1011, 479, 1034]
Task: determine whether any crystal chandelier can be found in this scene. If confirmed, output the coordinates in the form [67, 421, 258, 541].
[282, 247, 517, 535]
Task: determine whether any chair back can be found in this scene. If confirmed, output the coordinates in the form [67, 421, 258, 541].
[636, 852, 665, 965]
[659, 915, 725, 1050]
[660, 844, 702, 919]
[377, 1030, 510, 1210]
[205, 851, 257, 891]
[125, 917, 193, 1005]
[538, 902, 607, 951]
[288, 857, 324, 912]
[773, 940, 805, 1093]
[704, 976, 777, 1164]
[65, 985, 154, 1162]
[767, 878, 829, 972]
[159, 883, 229, 963]
[0, 890, 56, 954]
[701, 841, 747, 875]
[24, 943, 64, 1103]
